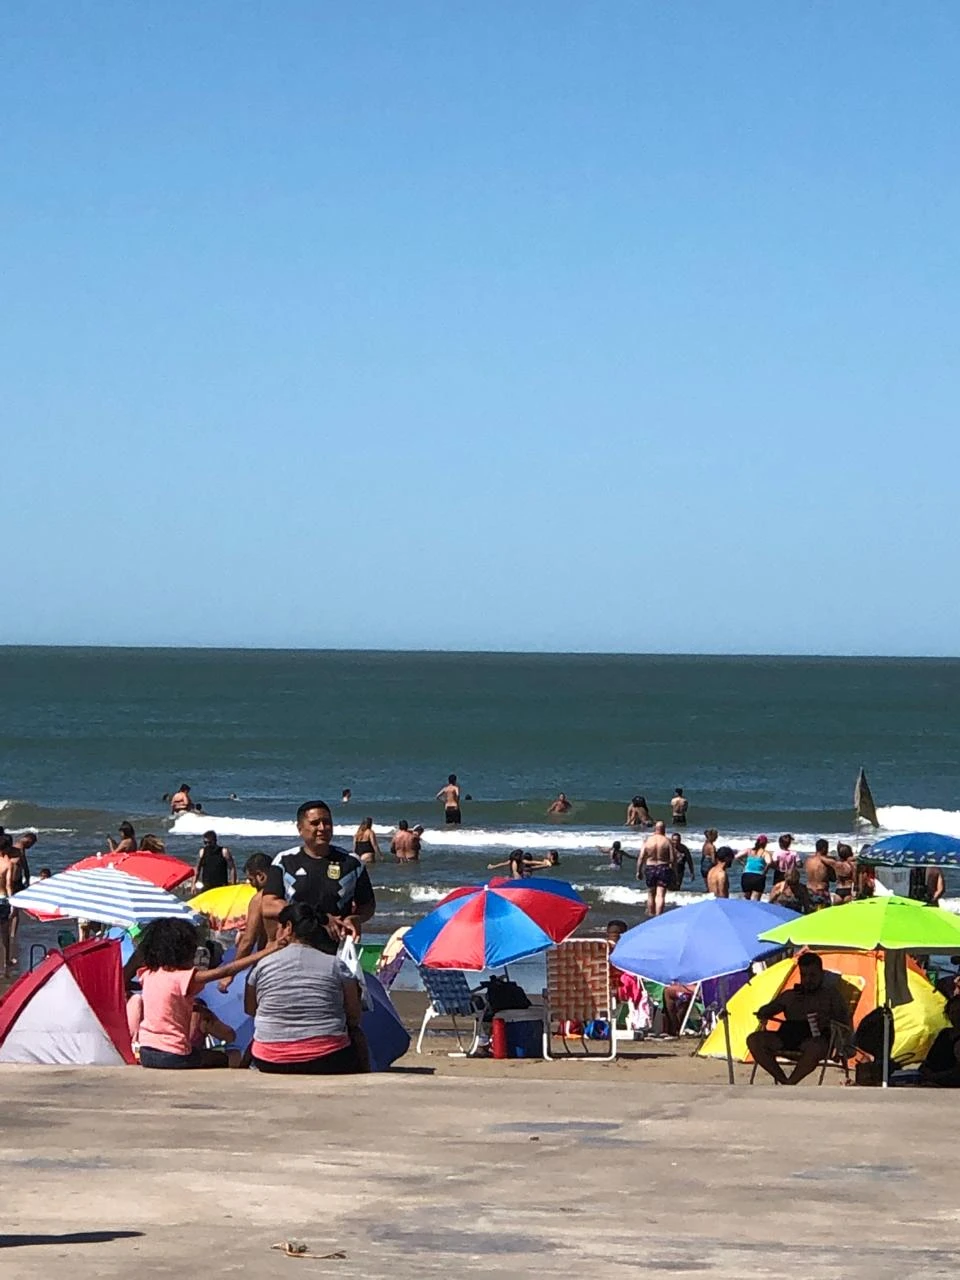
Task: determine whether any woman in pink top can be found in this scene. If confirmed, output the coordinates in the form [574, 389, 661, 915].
[128, 918, 274, 1069]
[772, 833, 798, 886]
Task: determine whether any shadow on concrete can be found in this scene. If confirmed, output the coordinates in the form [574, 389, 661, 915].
[0, 1230, 144, 1249]
[384, 1065, 436, 1075]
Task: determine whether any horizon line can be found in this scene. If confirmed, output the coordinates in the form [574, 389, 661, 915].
[0, 642, 957, 661]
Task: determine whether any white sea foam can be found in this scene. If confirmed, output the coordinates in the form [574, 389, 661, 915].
[876, 805, 960, 838]
[408, 886, 449, 904]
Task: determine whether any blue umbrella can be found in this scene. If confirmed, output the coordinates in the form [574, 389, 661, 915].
[862, 832, 960, 867]
[611, 899, 797, 1084]
[610, 899, 797, 985]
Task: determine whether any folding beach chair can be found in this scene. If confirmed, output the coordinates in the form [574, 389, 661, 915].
[415, 966, 484, 1055]
[543, 939, 619, 1061]
[749, 976, 863, 1085]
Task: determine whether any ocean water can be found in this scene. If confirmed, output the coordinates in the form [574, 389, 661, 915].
[2, 647, 960, 937]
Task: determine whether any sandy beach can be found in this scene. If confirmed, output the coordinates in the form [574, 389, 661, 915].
[3, 1065, 956, 1279]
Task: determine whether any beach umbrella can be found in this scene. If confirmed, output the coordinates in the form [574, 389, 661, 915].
[611, 899, 798, 986]
[10, 867, 198, 928]
[187, 883, 256, 930]
[402, 877, 588, 970]
[611, 899, 798, 1083]
[758, 896, 960, 1086]
[756, 895, 960, 952]
[67, 850, 194, 891]
[861, 832, 960, 868]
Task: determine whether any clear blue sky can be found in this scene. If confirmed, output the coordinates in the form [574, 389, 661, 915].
[4, 3, 959, 654]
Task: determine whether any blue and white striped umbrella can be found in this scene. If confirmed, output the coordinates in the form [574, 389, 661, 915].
[10, 867, 197, 927]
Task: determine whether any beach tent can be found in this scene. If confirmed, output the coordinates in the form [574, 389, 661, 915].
[0, 938, 135, 1066]
[698, 949, 947, 1067]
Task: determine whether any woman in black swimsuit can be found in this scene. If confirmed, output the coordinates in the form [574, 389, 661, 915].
[353, 817, 380, 865]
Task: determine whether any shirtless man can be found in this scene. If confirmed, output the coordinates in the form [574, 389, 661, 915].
[926, 865, 946, 907]
[670, 788, 689, 826]
[0, 835, 16, 976]
[169, 784, 195, 815]
[391, 820, 419, 862]
[436, 775, 462, 825]
[670, 832, 695, 889]
[706, 847, 734, 898]
[547, 792, 572, 815]
[9, 831, 36, 944]
[637, 821, 674, 918]
[803, 839, 836, 910]
[219, 852, 275, 989]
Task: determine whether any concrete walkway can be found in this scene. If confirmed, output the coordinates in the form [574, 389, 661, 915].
[1, 1067, 956, 1278]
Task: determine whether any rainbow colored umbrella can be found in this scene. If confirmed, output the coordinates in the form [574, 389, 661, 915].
[402, 877, 588, 970]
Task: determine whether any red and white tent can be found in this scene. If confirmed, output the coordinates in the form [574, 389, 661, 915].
[0, 938, 135, 1066]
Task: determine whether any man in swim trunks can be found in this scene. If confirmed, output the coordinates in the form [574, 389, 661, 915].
[670, 788, 688, 826]
[436, 775, 462, 825]
[391, 821, 419, 862]
[747, 952, 852, 1085]
[547, 792, 572, 815]
[706, 847, 734, 898]
[637, 821, 675, 918]
[0, 835, 15, 976]
[803, 839, 836, 910]
[9, 831, 36, 946]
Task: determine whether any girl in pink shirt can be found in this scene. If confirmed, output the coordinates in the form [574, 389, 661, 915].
[127, 919, 273, 1069]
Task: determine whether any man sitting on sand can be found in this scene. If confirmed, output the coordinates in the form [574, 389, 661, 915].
[920, 996, 960, 1087]
[637, 821, 674, 917]
[747, 953, 852, 1086]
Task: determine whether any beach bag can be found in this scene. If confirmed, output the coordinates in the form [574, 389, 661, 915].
[483, 974, 531, 1016]
[361, 973, 411, 1071]
[337, 936, 373, 1011]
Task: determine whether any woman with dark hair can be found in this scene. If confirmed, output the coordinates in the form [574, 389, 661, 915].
[245, 902, 370, 1075]
[353, 817, 380, 865]
[128, 918, 271, 1069]
[107, 822, 137, 854]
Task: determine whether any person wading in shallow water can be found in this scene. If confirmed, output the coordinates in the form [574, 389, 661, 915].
[670, 788, 689, 826]
[436, 775, 462, 825]
[637, 822, 674, 918]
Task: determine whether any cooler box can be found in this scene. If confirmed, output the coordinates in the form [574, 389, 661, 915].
[491, 1009, 544, 1059]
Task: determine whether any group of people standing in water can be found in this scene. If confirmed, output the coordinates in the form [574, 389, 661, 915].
[609, 824, 884, 919]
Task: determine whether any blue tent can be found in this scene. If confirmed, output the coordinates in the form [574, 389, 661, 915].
[862, 832, 960, 867]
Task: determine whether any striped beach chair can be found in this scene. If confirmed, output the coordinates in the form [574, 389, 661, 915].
[543, 938, 619, 1061]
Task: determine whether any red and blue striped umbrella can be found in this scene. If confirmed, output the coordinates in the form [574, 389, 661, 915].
[402, 877, 588, 970]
